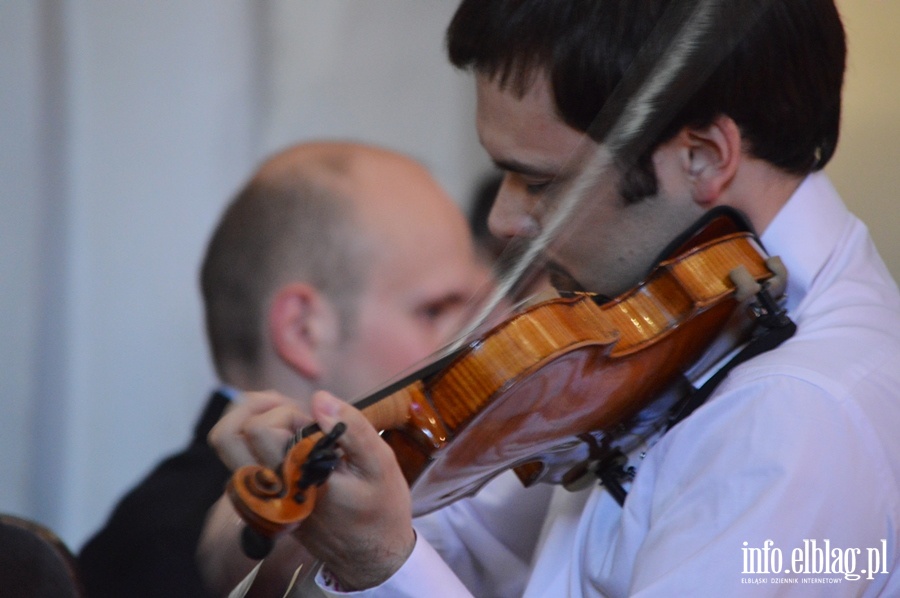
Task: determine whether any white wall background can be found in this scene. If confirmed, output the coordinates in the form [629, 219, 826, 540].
[826, 1, 900, 266]
[1, 0, 897, 551]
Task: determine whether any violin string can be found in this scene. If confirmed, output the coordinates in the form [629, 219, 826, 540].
[453, 0, 773, 349]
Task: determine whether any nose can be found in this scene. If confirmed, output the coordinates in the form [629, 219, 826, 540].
[487, 177, 541, 240]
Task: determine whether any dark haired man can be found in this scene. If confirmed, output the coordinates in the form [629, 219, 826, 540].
[208, 2, 900, 595]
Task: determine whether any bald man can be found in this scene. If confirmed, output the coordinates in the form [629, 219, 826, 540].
[77, 142, 491, 598]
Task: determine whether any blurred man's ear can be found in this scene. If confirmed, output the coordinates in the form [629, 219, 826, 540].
[268, 283, 341, 381]
[680, 115, 742, 206]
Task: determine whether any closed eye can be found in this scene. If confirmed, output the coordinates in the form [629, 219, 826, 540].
[416, 294, 469, 324]
[525, 180, 552, 195]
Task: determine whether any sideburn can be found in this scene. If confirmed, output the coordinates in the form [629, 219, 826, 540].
[618, 152, 659, 204]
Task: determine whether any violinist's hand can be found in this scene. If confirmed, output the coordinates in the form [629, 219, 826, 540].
[202, 390, 320, 597]
[295, 390, 416, 591]
[208, 390, 312, 471]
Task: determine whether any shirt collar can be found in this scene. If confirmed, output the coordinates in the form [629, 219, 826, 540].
[759, 171, 850, 315]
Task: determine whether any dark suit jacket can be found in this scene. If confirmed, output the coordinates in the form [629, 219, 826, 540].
[78, 391, 232, 598]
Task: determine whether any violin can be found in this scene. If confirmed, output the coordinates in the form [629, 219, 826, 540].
[226, 207, 787, 551]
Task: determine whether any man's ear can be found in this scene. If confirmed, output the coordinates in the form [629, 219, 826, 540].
[681, 115, 742, 206]
[268, 283, 340, 381]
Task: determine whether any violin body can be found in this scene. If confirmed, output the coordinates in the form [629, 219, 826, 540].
[384, 229, 775, 514]
[228, 210, 784, 539]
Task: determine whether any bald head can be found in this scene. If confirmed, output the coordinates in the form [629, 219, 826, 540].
[256, 142, 469, 233]
[200, 142, 480, 388]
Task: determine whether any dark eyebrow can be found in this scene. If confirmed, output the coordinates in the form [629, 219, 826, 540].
[491, 158, 557, 179]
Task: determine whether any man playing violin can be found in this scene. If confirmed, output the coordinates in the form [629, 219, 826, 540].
[208, 1, 900, 596]
[78, 141, 491, 597]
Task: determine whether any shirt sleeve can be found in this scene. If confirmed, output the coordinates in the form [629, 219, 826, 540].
[314, 471, 554, 597]
[315, 531, 473, 598]
[415, 471, 554, 596]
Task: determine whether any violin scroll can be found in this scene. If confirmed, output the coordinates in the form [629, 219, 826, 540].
[227, 392, 414, 556]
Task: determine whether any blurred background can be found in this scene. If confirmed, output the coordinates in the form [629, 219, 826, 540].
[1, 0, 898, 551]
